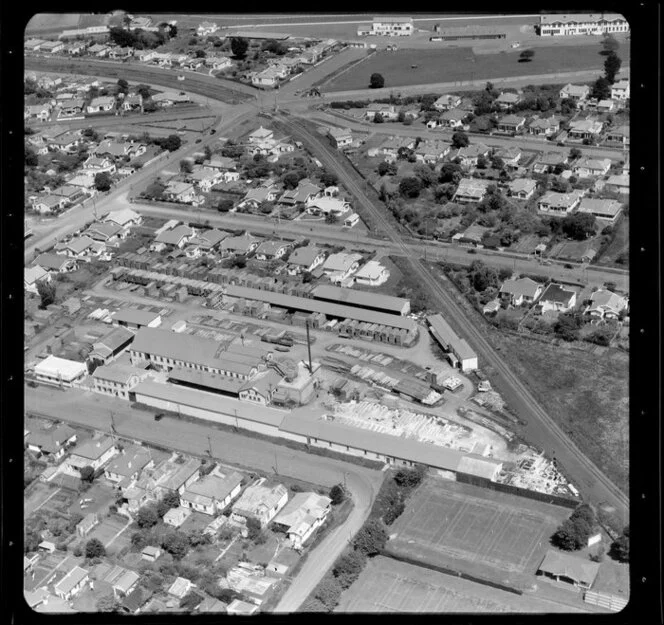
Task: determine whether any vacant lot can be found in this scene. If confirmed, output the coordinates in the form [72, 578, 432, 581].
[337, 555, 587, 613]
[386, 476, 570, 591]
[325, 44, 630, 91]
[596, 216, 629, 268]
[493, 335, 629, 493]
[84, 515, 131, 555]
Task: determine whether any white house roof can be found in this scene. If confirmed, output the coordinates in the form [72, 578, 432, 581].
[322, 252, 363, 272]
[232, 482, 288, 518]
[25, 265, 49, 285]
[354, 260, 387, 281]
[34, 355, 87, 381]
[54, 566, 88, 595]
[499, 277, 541, 299]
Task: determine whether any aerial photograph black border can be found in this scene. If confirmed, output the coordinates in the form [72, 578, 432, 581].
[1, 1, 660, 624]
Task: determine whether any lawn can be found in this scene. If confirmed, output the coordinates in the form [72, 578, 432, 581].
[494, 334, 629, 493]
[324, 44, 630, 92]
[385, 476, 570, 591]
[596, 216, 629, 268]
[337, 555, 586, 613]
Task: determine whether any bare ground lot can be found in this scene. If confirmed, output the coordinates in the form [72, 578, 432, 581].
[337, 555, 588, 613]
[491, 335, 629, 494]
[325, 44, 630, 91]
[385, 476, 570, 591]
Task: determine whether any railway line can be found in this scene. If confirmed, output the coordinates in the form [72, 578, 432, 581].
[271, 111, 629, 521]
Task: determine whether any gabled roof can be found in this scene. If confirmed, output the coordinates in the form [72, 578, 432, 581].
[181, 471, 243, 506]
[54, 566, 88, 595]
[34, 252, 76, 271]
[155, 224, 195, 245]
[232, 481, 288, 517]
[288, 245, 323, 267]
[255, 240, 290, 256]
[539, 283, 575, 304]
[86, 222, 124, 239]
[25, 265, 49, 285]
[221, 232, 260, 253]
[538, 549, 600, 586]
[508, 178, 537, 193]
[105, 446, 152, 477]
[590, 289, 625, 310]
[321, 252, 362, 272]
[94, 326, 135, 353]
[495, 92, 521, 103]
[499, 277, 541, 299]
[529, 116, 559, 130]
[189, 228, 228, 248]
[71, 436, 115, 461]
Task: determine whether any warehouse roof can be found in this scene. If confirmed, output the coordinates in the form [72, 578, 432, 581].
[168, 367, 244, 394]
[92, 363, 142, 385]
[225, 285, 417, 331]
[112, 308, 161, 326]
[426, 314, 477, 361]
[133, 380, 285, 428]
[312, 284, 408, 315]
[34, 355, 87, 381]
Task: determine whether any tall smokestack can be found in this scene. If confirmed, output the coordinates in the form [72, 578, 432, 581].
[305, 320, 313, 375]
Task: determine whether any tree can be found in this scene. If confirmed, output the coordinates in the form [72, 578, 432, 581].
[399, 176, 422, 198]
[397, 110, 406, 123]
[79, 465, 95, 483]
[282, 171, 300, 190]
[162, 530, 190, 559]
[179, 159, 194, 174]
[601, 34, 620, 55]
[137, 505, 159, 529]
[590, 76, 611, 101]
[562, 212, 596, 240]
[369, 73, 385, 89]
[25, 147, 39, 167]
[413, 163, 437, 187]
[94, 172, 112, 192]
[468, 260, 499, 292]
[314, 576, 343, 609]
[333, 550, 366, 589]
[609, 526, 629, 562]
[85, 538, 106, 559]
[246, 517, 262, 541]
[476, 154, 488, 170]
[569, 147, 582, 160]
[230, 37, 249, 59]
[329, 484, 345, 505]
[439, 162, 462, 184]
[36, 280, 56, 309]
[96, 595, 122, 612]
[373, 112, 384, 123]
[216, 198, 234, 212]
[325, 213, 339, 224]
[451, 131, 469, 149]
[552, 518, 586, 551]
[603, 51, 622, 84]
[519, 49, 535, 62]
[136, 84, 152, 99]
[319, 171, 338, 187]
[117, 78, 129, 94]
[393, 464, 426, 488]
[378, 161, 397, 176]
[354, 519, 388, 556]
[180, 591, 204, 610]
[187, 529, 211, 547]
[553, 313, 582, 342]
[221, 140, 244, 159]
[161, 134, 182, 152]
[130, 531, 150, 550]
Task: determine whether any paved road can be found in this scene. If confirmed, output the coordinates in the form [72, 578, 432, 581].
[272, 112, 628, 522]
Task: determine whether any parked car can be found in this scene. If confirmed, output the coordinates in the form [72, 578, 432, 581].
[154, 413, 164, 421]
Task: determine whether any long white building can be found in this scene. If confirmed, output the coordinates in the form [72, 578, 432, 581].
[358, 16, 414, 37]
[538, 13, 629, 36]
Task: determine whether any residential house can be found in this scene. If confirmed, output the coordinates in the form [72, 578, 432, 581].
[610, 79, 630, 100]
[86, 96, 116, 114]
[53, 566, 89, 601]
[40, 40, 65, 54]
[188, 167, 224, 192]
[365, 103, 398, 121]
[380, 136, 416, 161]
[453, 143, 490, 167]
[104, 446, 154, 486]
[230, 478, 289, 528]
[152, 224, 196, 250]
[453, 178, 492, 203]
[494, 92, 522, 109]
[48, 130, 83, 153]
[220, 232, 260, 257]
[88, 43, 111, 57]
[585, 289, 628, 320]
[528, 116, 560, 137]
[328, 127, 353, 149]
[186, 228, 228, 253]
[439, 108, 467, 128]
[55, 235, 106, 261]
[321, 252, 363, 283]
[604, 125, 629, 147]
[414, 140, 450, 164]
[254, 240, 292, 261]
[433, 94, 462, 111]
[596, 99, 615, 113]
[559, 83, 590, 101]
[573, 157, 612, 178]
[33, 195, 68, 214]
[67, 436, 118, 473]
[577, 198, 623, 224]
[180, 470, 244, 515]
[26, 424, 77, 461]
[168, 577, 194, 599]
[109, 46, 134, 60]
[499, 277, 543, 306]
[532, 152, 568, 174]
[287, 245, 326, 275]
[205, 56, 233, 71]
[197, 21, 219, 36]
[496, 114, 526, 134]
[85, 221, 127, 244]
[538, 283, 577, 312]
[305, 196, 351, 216]
[252, 68, 283, 88]
[51, 185, 86, 204]
[58, 97, 86, 116]
[76, 512, 99, 537]
[278, 179, 322, 206]
[152, 91, 191, 106]
[537, 191, 582, 216]
[122, 94, 143, 112]
[94, 140, 134, 159]
[203, 155, 237, 172]
[354, 260, 390, 286]
[568, 119, 603, 140]
[163, 181, 197, 203]
[25, 104, 51, 122]
[493, 145, 522, 168]
[227, 600, 259, 615]
[66, 175, 97, 192]
[34, 252, 78, 273]
[108, 568, 140, 599]
[83, 155, 116, 174]
[507, 178, 537, 200]
[604, 174, 629, 195]
[271, 492, 332, 549]
[25, 265, 51, 295]
[104, 208, 142, 228]
[248, 126, 274, 144]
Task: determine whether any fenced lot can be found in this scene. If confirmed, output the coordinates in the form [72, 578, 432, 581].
[386, 477, 570, 590]
[84, 515, 131, 555]
[25, 482, 76, 517]
[337, 555, 586, 613]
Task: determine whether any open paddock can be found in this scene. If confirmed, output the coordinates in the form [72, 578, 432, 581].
[386, 476, 570, 590]
[84, 515, 131, 554]
[324, 43, 629, 92]
[337, 555, 588, 613]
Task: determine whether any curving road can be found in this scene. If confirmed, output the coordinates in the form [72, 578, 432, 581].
[271, 112, 629, 523]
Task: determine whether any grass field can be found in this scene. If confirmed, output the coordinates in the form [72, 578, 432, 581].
[386, 476, 570, 590]
[337, 555, 588, 613]
[324, 44, 630, 91]
[25, 13, 81, 33]
[84, 515, 131, 555]
[492, 335, 629, 494]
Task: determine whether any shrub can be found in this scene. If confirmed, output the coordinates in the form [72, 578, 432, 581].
[333, 550, 366, 589]
[314, 576, 343, 610]
[354, 519, 387, 556]
[329, 484, 346, 505]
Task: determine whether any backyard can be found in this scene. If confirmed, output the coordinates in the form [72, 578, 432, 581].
[324, 44, 630, 92]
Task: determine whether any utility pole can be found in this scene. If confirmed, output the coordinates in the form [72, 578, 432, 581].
[274, 450, 279, 475]
[207, 435, 213, 458]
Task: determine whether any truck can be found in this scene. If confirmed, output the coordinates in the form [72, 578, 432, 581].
[261, 330, 294, 347]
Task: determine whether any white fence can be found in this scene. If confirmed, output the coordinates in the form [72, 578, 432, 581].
[583, 590, 628, 612]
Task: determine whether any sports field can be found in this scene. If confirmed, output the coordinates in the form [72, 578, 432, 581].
[386, 477, 570, 590]
[337, 555, 588, 613]
[324, 44, 629, 91]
